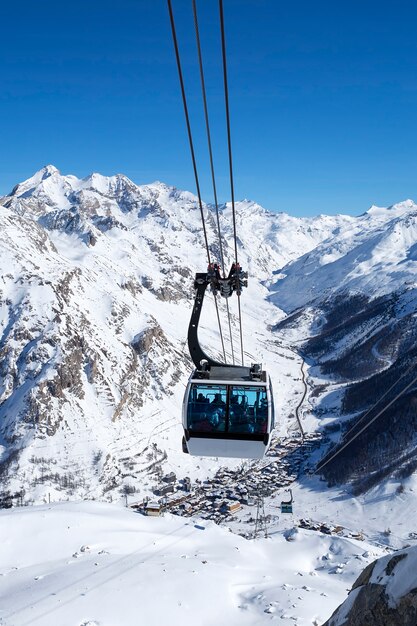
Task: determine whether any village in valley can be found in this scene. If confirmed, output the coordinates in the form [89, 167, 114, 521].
[130, 433, 355, 539]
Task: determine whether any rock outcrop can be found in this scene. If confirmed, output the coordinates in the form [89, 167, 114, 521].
[323, 547, 417, 626]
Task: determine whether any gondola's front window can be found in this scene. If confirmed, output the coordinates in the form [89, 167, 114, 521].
[229, 386, 268, 434]
[188, 384, 227, 432]
[188, 383, 268, 435]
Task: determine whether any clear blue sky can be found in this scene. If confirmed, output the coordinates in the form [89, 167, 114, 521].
[1, 0, 417, 216]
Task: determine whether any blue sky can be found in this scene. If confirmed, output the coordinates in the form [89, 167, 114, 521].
[1, 0, 417, 216]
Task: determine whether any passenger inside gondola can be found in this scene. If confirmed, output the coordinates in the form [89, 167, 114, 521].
[229, 394, 247, 432]
[188, 385, 227, 432]
[211, 393, 226, 408]
[187, 383, 268, 435]
[257, 397, 268, 433]
[229, 386, 268, 434]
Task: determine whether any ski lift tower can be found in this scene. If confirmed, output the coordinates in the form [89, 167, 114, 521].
[253, 488, 269, 538]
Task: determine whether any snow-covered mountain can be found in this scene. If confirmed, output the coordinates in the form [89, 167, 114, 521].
[268, 197, 417, 491]
[269, 199, 417, 311]
[0, 165, 349, 505]
[3, 166, 417, 626]
[1, 164, 417, 506]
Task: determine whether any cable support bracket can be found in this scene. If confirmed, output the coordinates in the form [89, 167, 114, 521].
[206, 262, 248, 298]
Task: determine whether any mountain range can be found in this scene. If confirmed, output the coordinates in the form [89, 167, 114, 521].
[1, 165, 417, 504]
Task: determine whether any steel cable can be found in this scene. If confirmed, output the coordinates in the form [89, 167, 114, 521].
[192, 0, 225, 276]
[316, 366, 417, 473]
[219, 0, 244, 365]
[168, 0, 229, 362]
[339, 359, 416, 446]
[167, 0, 211, 266]
[219, 0, 238, 266]
[192, 0, 234, 363]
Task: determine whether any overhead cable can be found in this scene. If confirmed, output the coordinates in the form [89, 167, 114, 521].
[192, 0, 235, 363]
[316, 367, 417, 473]
[340, 359, 416, 442]
[167, 0, 211, 265]
[218, 0, 244, 365]
[168, 0, 227, 361]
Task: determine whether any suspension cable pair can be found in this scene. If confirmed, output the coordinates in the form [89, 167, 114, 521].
[316, 360, 417, 474]
[167, 0, 244, 366]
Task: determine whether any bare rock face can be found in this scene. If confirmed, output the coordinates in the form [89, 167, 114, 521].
[322, 548, 417, 626]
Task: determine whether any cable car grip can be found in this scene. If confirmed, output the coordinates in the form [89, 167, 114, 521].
[188, 265, 248, 371]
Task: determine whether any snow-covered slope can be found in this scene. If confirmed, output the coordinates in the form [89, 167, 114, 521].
[0, 500, 386, 626]
[268, 198, 417, 492]
[270, 200, 417, 312]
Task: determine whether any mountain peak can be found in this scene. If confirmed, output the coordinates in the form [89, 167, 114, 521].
[41, 164, 60, 177]
[79, 171, 138, 196]
[9, 164, 61, 197]
[366, 199, 417, 218]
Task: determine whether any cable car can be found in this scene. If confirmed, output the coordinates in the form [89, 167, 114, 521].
[280, 489, 293, 514]
[182, 267, 275, 458]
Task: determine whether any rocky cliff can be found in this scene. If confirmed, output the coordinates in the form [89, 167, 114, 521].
[323, 546, 417, 626]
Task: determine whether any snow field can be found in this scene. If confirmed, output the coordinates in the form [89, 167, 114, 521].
[0, 501, 384, 626]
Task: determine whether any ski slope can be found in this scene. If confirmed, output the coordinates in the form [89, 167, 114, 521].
[0, 501, 386, 626]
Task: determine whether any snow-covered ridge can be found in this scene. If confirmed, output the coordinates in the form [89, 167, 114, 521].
[270, 199, 417, 312]
[7, 165, 415, 290]
[4, 165, 353, 253]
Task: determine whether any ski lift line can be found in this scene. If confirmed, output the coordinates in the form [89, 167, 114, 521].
[213, 292, 227, 362]
[226, 298, 235, 364]
[316, 369, 417, 473]
[219, 0, 237, 267]
[219, 0, 244, 364]
[167, 0, 211, 266]
[237, 293, 245, 366]
[218, 0, 244, 362]
[168, 0, 228, 353]
[338, 360, 416, 446]
[192, 0, 225, 276]
[192, 0, 235, 359]
[205, 289, 235, 363]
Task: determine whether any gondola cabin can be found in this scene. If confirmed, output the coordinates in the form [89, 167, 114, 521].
[281, 489, 293, 514]
[182, 364, 274, 458]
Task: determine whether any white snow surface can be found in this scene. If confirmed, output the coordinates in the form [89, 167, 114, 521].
[0, 501, 385, 626]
